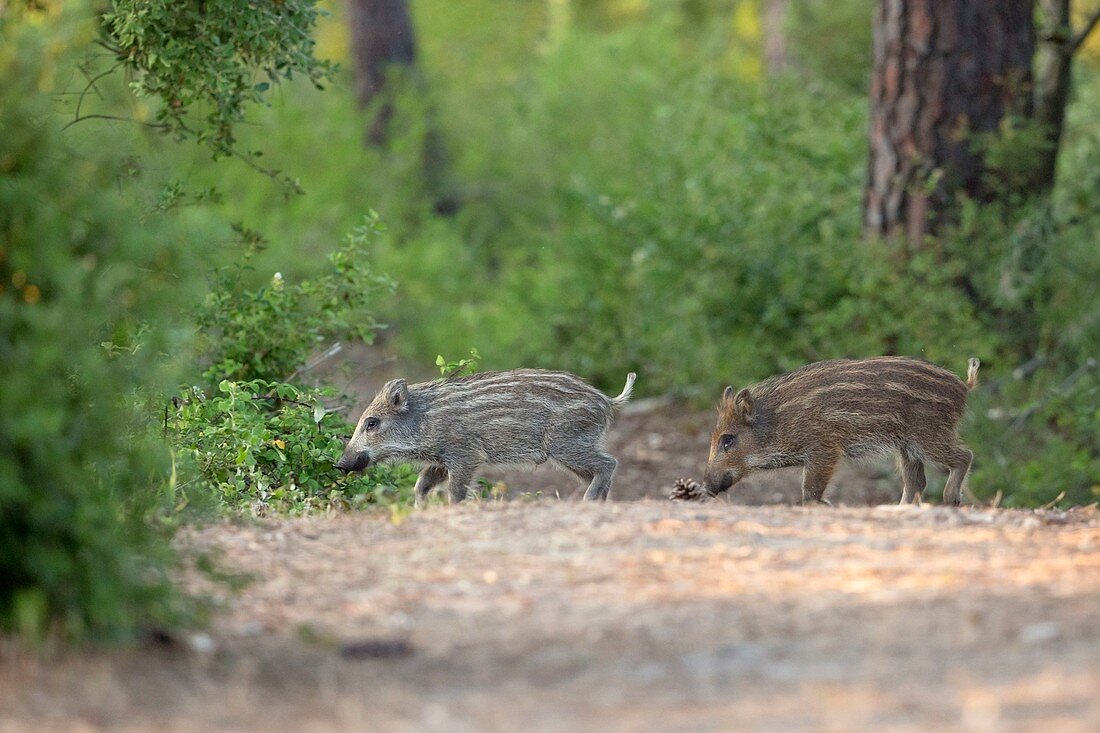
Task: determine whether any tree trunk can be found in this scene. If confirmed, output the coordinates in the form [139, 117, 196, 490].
[1030, 1, 1074, 194]
[1029, 1, 1100, 194]
[347, 0, 417, 146]
[763, 0, 790, 76]
[864, 0, 1035, 245]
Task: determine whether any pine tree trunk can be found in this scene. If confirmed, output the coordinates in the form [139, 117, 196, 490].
[1029, 1, 1100, 194]
[347, 0, 417, 146]
[864, 0, 1035, 245]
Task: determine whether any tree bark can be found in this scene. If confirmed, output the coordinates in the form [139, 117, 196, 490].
[347, 0, 417, 146]
[864, 0, 1035, 245]
[763, 0, 790, 76]
[1029, 1, 1100, 194]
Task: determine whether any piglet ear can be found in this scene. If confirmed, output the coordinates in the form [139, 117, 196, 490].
[734, 388, 754, 424]
[386, 379, 409, 412]
[722, 385, 736, 404]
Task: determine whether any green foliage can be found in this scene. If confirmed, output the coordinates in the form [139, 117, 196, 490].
[436, 348, 481, 378]
[969, 364, 1100, 507]
[949, 100, 1100, 507]
[197, 214, 394, 386]
[787, 0, 874, 92]
[169, 380, 414, 515]
[369, 27, 932, 393]
[972, 115, 1055, 196]
[170, 216, 413, 513]
[101, 0, 336, 159]
[0, 3, 196, 641]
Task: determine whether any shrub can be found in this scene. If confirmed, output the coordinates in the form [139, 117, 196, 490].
[168, 215, 415, 513]
[196, 215, 394, 387]
[169, 380, 415, 515]
[969, 363, 1100, 507]
[0, 4, 196, 640]
[368, 30, 968, 393]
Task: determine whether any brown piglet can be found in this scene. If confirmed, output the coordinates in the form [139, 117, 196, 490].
[703, 356, 980, 506]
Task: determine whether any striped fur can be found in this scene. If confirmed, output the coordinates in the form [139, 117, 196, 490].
[703, 357, 979, 506]
[336, 369, 636, 503]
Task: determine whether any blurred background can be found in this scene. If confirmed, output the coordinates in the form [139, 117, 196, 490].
[179, 0, 1100, 505]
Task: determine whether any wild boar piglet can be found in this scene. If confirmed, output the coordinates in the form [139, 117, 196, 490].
[336, 369, 636, 504]
[703, 356, 980, 506]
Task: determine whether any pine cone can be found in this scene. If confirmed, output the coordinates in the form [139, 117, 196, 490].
[670, 477, 708, 502]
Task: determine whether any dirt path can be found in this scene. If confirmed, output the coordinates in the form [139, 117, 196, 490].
[4, 502, 1098, 732]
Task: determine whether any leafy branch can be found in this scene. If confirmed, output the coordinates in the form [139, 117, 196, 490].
[97, 0, 336, 170]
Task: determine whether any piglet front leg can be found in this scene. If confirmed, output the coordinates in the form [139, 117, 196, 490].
[800, 447, 840, 505]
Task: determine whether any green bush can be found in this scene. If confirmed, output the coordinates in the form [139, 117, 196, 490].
[1, 0, 367, 640]
[969, 364, 1100, 507]
[196, 215, 393, 386]
[168, 215, 415, 513]
[0, 5, 196, 640]
[787, 0, 874, 93]
[945, 86, 1100, 507]
[169, 380, 415, 515]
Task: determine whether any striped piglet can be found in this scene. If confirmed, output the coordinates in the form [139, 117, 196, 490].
[703, 356, 980, 506]
[336, 369, 636, 504]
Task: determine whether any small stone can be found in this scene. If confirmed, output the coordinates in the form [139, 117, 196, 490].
[1019, 621, 1059, 645]
[187, 633, 216, 654]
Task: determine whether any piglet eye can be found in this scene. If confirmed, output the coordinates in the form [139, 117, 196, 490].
[365, 417, 381, 430]
[720, 434, 738, 452]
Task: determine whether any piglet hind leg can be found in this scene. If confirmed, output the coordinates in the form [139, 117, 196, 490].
[926, 443, 973, 507]
[550, 430, 618, 501]
[559, 453, 618, 501]
[801, 449, 840, 505]
[897, 444, 927, 505]
[584, 453, 618, 501]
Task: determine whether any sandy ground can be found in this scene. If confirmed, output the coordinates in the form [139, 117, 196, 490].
[3, 501, 1098, 732]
